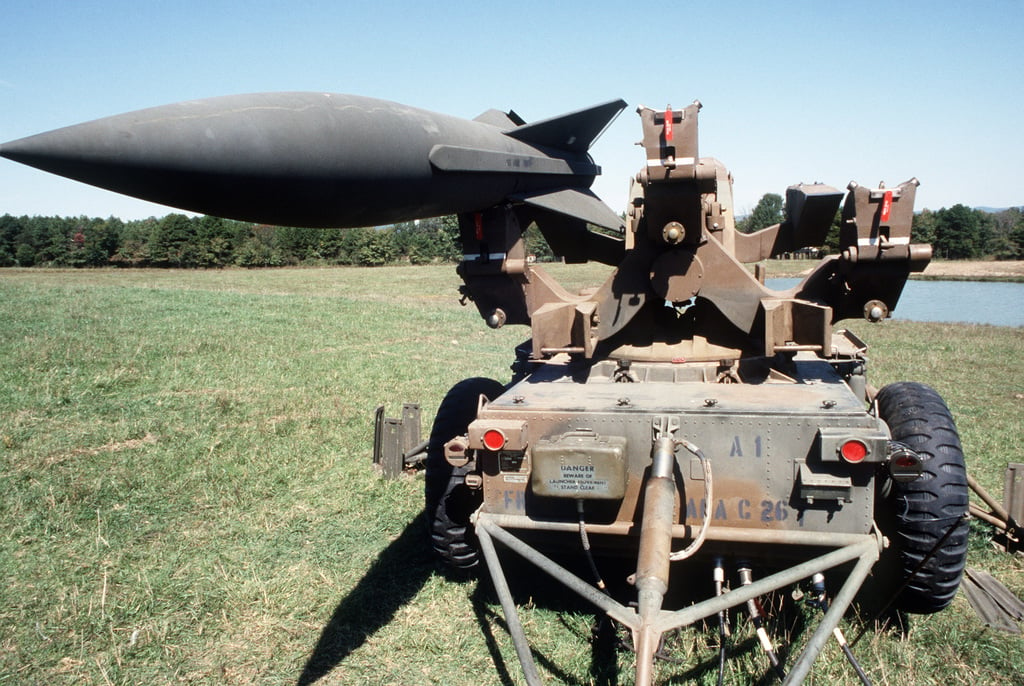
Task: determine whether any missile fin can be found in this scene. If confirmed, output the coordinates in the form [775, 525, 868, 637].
[473, 109, 527, 128]
[512, 187, 624, 232]
[429, 145, 598, 176]
[504, 99, 627, 153]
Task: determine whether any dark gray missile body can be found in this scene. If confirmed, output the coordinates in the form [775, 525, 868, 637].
[0, 92, 626, 228]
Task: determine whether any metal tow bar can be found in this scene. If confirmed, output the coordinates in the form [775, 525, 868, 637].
[633, 416, 685, 684]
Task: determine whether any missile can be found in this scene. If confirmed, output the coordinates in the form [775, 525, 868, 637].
[0, 92, 626, 229]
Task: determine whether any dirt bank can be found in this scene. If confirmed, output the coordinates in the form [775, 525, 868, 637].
[918, 260, 1024, 280]
[764, 259, 1024, 281]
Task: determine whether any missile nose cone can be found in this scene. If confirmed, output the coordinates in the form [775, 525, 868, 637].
[1, 135, 41, 163]
[1, 129, 80, 169]
[0, 97, 344, 223]
[0, 117, 180, 211]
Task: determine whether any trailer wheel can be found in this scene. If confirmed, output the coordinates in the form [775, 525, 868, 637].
[875, 382, 969, 614]
[425, 377, 504, 569]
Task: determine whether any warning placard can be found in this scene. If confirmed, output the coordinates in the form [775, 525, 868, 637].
[544, 464, 610, 494]
[531, 433, 628, 500]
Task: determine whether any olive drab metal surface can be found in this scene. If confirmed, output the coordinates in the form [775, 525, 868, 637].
[2, 94, 969, 686]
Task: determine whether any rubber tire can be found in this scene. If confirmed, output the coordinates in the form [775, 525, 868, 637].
[424, 377, 505, 569]
[876, 382, 969, 614]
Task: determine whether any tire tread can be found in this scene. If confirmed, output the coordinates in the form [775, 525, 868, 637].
[876, 382, 969, 614]
[424, 377, 504, 570]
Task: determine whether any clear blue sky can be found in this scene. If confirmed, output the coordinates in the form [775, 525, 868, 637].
[1, 0, 1021, 220]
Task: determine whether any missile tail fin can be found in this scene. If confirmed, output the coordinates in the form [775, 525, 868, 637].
[473, 109, 527, 128]
[504, 100, 626, 153]
[511, 187, 625, 265]
[512, 187, 623, 232]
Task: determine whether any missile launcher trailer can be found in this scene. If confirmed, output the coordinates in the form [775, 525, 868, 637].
[1, 95, 969, 685]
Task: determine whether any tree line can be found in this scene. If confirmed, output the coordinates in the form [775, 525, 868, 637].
[0, 213, 564, 268]
[0, 214, 475, 268]
[2, 199, 1021, 269]
[739, 194, 1024, 260]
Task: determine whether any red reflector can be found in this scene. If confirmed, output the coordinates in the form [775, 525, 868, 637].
[840, 439, 868, 463]
[894, 454, 918, 468]
[482, 429, 506, 452]
[664, 107, 674, 142]
[474, 212, 484, 240]
[889, 449, 923, 482]
[880, 190, 893, 222]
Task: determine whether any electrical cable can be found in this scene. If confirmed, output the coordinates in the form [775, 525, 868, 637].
[811, 573, 872, 686]
[577, 500, 608, 593]
[714, 558, 730, 686]
[738, 565, 786, 682]
[851, 514, 967, 647]
[669, 439, 712, 561]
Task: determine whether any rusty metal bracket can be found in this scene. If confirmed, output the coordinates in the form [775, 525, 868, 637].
[968, 469, 1022, 553]
[652, 415, 679, 441]
[372, 403, 425, 478]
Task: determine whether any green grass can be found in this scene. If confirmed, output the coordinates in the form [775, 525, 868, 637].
[1, 265, 1021, 685]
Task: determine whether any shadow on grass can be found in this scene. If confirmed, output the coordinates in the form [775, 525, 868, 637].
[296, 513, 435, 685]
[296, 514, 627, 685]
[465, 551, 640, 686]
[468, 564, 616, 686]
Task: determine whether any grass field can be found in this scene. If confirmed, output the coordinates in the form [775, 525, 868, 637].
[1, 265, 1022, 685]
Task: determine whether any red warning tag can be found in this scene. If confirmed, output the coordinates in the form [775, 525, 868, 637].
[880, 190, 893, 222]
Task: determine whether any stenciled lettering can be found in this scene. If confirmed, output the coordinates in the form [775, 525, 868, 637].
[684, 497, 788, 523]
[729, 435, 764, 458]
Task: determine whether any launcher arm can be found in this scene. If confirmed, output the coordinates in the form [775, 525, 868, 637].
[454, 105, 930, 364]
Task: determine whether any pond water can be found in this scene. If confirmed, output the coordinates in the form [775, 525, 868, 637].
[765, 278, 1024, 327]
